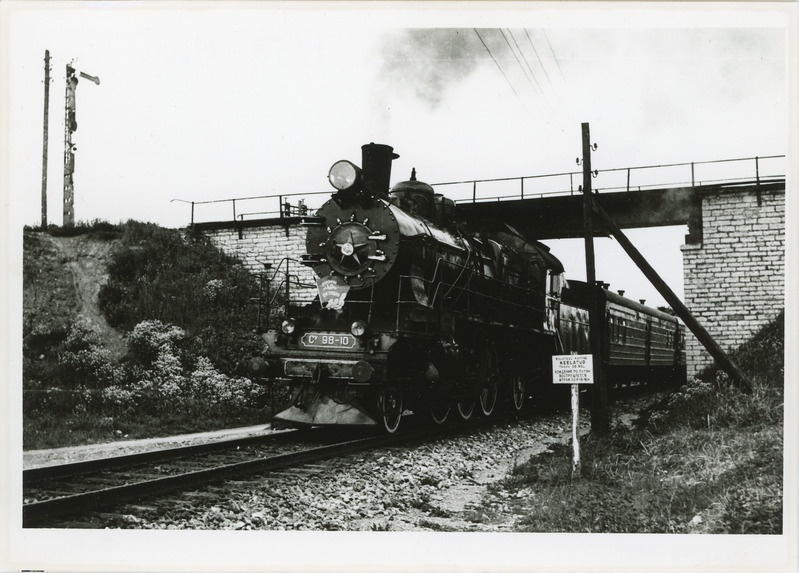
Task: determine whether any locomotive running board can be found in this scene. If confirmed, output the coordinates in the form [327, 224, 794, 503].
[273, 394, 378, 427]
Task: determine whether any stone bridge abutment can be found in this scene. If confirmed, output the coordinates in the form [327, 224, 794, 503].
[680, 186, 785, 376]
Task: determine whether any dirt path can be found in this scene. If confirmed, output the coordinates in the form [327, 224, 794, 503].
[44, 234, 127, 358]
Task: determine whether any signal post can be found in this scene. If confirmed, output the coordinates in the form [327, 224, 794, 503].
[552, 353, 594, 479]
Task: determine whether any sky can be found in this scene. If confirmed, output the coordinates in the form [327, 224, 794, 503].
[3, 3, 793, 308]
[1, 2, 797, 570]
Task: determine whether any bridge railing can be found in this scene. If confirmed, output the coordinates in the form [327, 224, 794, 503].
[173, 154, 785, 225]
[172, 189, 332, 227]
[437, 154, 786, 205]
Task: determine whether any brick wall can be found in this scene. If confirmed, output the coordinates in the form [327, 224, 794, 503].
[200, 221, 318, 304]
[680, 187, 785, 376]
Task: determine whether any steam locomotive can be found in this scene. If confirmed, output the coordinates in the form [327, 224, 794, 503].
[254, 143, 685, 432]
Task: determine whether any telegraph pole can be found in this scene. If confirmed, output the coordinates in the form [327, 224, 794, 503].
[581, 122, 610, 436]
[41, 50, 51, 228]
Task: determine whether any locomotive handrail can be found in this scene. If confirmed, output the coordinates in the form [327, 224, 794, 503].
[397, 257, 548, 334]
[262, 257, 317, 317]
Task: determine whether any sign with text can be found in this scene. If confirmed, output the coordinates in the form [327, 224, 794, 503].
[552, 354, 594, 385]
[316, 275, 350, 310]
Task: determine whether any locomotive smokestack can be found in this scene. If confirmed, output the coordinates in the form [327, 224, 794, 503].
[361, 143, 399, 198]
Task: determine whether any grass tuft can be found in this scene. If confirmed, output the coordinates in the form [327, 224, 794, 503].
[498, 312, 784, 534]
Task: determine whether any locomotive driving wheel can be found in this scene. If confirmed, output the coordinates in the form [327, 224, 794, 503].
[378, 386, 403, 434]
[479, 346, 500, 417]
[510, 374, 526, 412]
[456, 397, 475, 420]
[428, 398, 450, 425]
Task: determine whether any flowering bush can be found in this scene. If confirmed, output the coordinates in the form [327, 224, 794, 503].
[127, 320, 188, 367]
[101, 321, 266, 420]
[186, 357, 264, 421]
[57, 320, 122, 393]
[102, 384, 136, 414]
[111, 320, 189, 412]
[203, 279, 225, 303]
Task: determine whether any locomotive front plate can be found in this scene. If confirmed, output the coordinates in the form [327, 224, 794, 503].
[300, 332, 358, 350]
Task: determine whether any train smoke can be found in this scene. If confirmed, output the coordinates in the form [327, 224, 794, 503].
[380, 29, 484, 109]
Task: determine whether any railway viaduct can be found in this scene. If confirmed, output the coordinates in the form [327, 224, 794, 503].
[193, 160, 786, 378]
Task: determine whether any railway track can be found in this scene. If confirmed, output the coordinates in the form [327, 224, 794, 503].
[23, 418, 497, 527]
[23, 384, 666, 529]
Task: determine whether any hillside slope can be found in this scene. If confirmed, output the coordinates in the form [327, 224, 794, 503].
[22, 225, 270, 449]
[23, 232, 126, 358]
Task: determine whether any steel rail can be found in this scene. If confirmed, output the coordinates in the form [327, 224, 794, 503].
[23, 418, 498, 527]
[23, 434, 382, 526]
[23, 431, 293, 484]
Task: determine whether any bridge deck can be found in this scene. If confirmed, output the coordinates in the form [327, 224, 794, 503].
[453, 179, 785, 241]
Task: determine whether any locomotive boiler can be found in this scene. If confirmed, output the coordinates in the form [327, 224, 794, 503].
[257, 143, 568, 432]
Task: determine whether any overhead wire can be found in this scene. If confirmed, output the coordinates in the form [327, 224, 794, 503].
[505, 28, 567, 126]
[538, 28, 579, 130]
[543, 30, 568, 84]
[474, 27, 573, 136]
[523, 29, 553, 85]
[501, 28, 546, 101]
[503, 28, 570, 134]
[473, 28, 533, 117]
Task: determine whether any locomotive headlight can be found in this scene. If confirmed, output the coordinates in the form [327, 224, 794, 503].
[350, 320, 367, 337]
[328, 160, 362, 191]
[281, 319, 296, 335]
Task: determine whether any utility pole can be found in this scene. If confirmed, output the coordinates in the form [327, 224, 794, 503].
[41, 50, 51, 228]
[589, 198, 753, 393]
[62, 63, 99, 227]
[581, 122, 610, 436]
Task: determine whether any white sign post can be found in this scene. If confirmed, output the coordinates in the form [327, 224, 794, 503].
[552, 353, 594, 479]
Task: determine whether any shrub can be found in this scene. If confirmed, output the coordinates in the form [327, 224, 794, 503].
[186, 357, 265, 421]
[640, 312, 784, 435]
[43, 219, 121, 240]
[697, 311, 784, 387]
[126, 320, 188, 368]
[641, 375, 782, 435]
[643, 378, 717, 433]
[102, 320, 267, 420]
[97, 221, 260, 377]
[23, 326, 68, 388]
[57, 320, 122, 392]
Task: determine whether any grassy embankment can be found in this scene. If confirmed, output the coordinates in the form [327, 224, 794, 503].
[23, 221, 280, 449]
[495, 313, 784, 534]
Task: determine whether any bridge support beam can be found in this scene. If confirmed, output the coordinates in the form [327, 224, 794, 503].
[589, 197, 753, 393]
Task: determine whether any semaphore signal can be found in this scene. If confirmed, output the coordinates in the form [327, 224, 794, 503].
[62, 61, 99, 227]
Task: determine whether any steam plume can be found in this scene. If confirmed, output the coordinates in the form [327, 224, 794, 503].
[380, 29, 484, 109]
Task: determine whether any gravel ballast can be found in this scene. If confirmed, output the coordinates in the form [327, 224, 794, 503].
[39, 393, 659, 531]
[104, 411, 589, 531]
